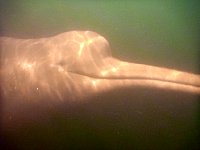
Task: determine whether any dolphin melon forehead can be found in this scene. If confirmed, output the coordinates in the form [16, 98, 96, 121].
[55, 30, 112, 59]
[84, 31, 112, 58]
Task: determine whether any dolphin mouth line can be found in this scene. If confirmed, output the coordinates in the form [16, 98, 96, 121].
[68, 71, 200, 88]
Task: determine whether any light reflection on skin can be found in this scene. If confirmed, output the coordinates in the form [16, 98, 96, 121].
[1, 30, 200, 104]
[1, 30, 200, 129]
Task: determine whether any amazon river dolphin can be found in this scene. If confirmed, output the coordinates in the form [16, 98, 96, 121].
[0, 31, 200, 128]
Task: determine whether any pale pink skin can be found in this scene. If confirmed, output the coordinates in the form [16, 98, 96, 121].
[1, 31, 200, 127]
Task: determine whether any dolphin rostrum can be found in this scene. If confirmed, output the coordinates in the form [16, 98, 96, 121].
[1, 30, 200, 127]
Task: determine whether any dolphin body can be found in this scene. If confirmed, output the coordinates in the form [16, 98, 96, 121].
[0, 31, 200, 128]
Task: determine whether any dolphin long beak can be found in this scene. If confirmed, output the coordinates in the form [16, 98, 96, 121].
[76, 57, 200, 94]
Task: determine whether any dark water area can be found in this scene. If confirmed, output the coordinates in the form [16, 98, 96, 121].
[1, 0, 200, 150]
[1, 87, 200, 150]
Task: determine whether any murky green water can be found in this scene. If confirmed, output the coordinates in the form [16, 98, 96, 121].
[1, 0, 199, 73]
[1, 0, 200, 150]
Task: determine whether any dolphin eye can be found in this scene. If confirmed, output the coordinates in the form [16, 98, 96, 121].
[57, 60, 66, 66]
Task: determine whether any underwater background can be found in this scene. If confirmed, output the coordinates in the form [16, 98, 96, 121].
[1, 0, 200, 149]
